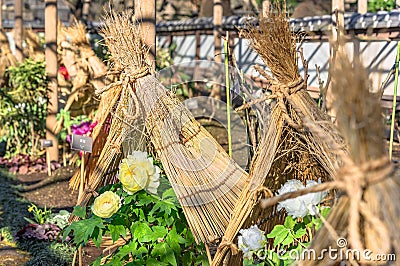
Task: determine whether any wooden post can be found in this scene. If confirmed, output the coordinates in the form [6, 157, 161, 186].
[262, 0, 270, 17]
[81, 0, 91, 24]
[45, 0, 59, 162]
[135, 0, 156, 72]
[46, 149, 51, 176]
[0, 0, 3, 28]
[211, 0, 223, 100]
[326, 0, 345, 119]
[358, 0, 368, 14]
[14, 0, 23, 62]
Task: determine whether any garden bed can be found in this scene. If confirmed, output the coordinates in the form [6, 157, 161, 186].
[0, 167, 102, 266]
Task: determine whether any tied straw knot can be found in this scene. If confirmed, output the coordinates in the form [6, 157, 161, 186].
[335, 156, 393, 257]
[84, 186, 99, 197]
[95, 66, 150, 95]
[218, 237, 239, 256]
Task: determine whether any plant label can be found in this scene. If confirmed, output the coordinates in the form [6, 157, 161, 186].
[71, 134, 93, 153]
[40, 139, 53, 148]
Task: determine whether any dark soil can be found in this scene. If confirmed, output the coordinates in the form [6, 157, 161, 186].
[0, 166, 102, 266]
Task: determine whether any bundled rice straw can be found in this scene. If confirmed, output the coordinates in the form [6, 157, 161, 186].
[23, 29, 44, 61]
[294, 50, 400, 265]
[71, 11, 249, 247]
[0, 29, 17, 85]
[63, 22, 109, 92]
[211, 5, 346, 265]
[54, 22, 113, 135]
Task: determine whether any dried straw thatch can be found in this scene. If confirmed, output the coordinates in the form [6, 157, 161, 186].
[0, 29, 17, 85]
[63, 22, 110, 92]
[54, 22, 112, 135]
[70, 11, 250, 248]
[23, 29, 44, 61]
[211, 6, 346, 265]
[296, 50, 400, 265]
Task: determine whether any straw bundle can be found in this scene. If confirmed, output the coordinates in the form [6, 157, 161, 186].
[0, 29, 17, 85]
[296, 50, 400, 265]
[70, 11, 250, 247]
[64, 22, 109, 92]
[211, 6, 346, 265]
[23, 29, 44, 61]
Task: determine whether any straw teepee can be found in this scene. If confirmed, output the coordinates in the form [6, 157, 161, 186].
[69, 11, 250, 249]
[0, 29, 17, 85]
[23, 29, 44, 61]
[297, 49, 400, 266]
[54, 22, 112, 135]
[211, 5, 347, 265]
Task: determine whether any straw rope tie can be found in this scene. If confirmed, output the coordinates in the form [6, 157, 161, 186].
[270, 77, 305, 130]
[335, 156, 393, 255]
[218, 237, 239, 256]
[84, 186, 99, 197]
[95, 67, 149, 95]
[236, 77, 305, 130]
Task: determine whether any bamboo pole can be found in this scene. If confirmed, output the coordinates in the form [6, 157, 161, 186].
[326, 0, 345, 120]
[81, 0, 91, 24]
[45, 0, 59, 161]
[210, 0, 223, 100]
[358, 0, 368, 14]
[0, 0, 3, 29]
[14, 0, 23, 62]
[262, 0, 270, 17]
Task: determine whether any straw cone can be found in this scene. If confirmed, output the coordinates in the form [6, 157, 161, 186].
[70, 12, 250, 247]
[300, 50, 399, 266]
[211, 5, 346, 265]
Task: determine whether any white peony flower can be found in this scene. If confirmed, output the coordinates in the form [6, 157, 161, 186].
[277, 179, 327, 218]
[238, 225, 266, 259]
[118, 151, 161, 195]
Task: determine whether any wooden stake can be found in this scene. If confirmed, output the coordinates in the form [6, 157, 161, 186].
[205, 244, 212, 265]
[45, 0, 59, 162]
[46, 149, 51, 176]
[79, 153, 85, 199]
[78, 245, 83, 266]
[14, 0, 23, 62]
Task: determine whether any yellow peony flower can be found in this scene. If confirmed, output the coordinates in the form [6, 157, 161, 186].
[92, 191, 121, 218]
[118, 151, 160, 195]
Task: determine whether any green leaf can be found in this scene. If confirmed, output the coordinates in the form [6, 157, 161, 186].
[146, 258, 167, 266]
[64, 216, 104, 245]
[281, 234, 294, 246]
[108, 224, 126, 242]
[273, 229, 289, 247]
[151, 242, 177, 266]
[284, 216, 296, 230]
[293, 228, 307, 239]
[267, 225, 286, 238]
[132, 222, 153, 243]
[151, 226, 168, 239]
[320, 206, 331, 218]
[72, 206, 86, 219]
[92, 227, 104, 248]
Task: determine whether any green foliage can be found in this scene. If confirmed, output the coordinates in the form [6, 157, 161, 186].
[156, 43, 176, 71]
[0, 59, 48, 157]
[46, 210, 71, 229]
[244, 206, 331, 265]
[25, 203, 53, 225]
[64, 179, 208, 265]
[368, 0, 396, 12]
